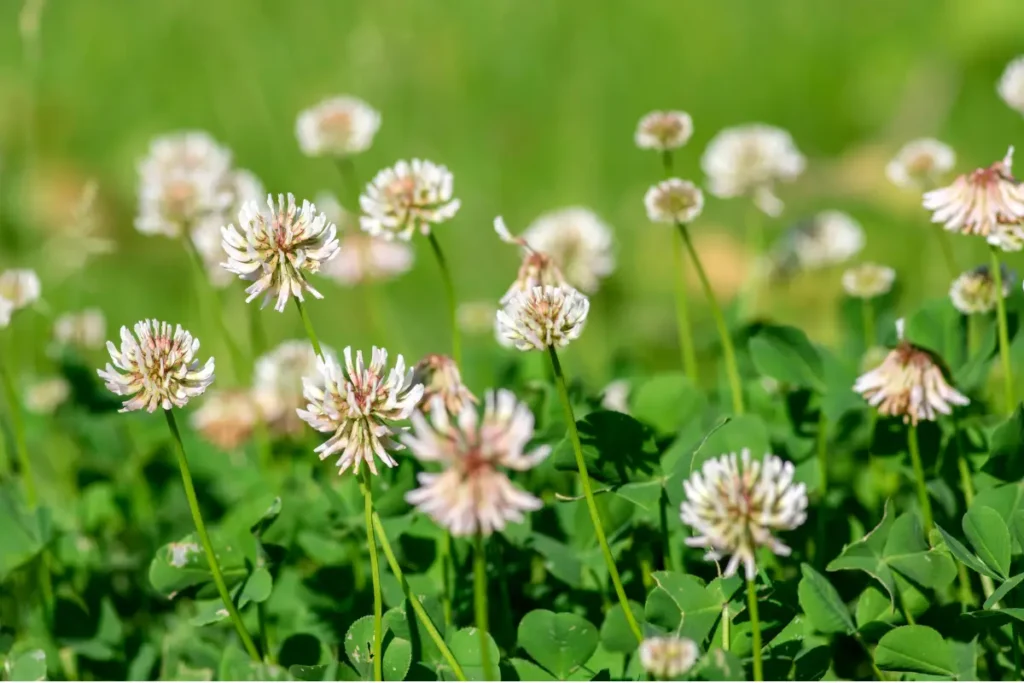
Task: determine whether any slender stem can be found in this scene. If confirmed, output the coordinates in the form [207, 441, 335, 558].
[659, 488, 672, 572]
[441, 531, 453, 627]
[547, 347, 643, 643]
[955, 561, 973, 611]
[163, 410, 260, 661]
[671, 229, 699, 382]
[906, 425, 933, 535]
[0, 350, 36, 506]
[861, 298, 876, 351]
[293, 298, 324, 359]
[935, 230, 958, 279]
[747, 579, 763, 681]
[426, 232, 461, 366]
[371, 513, 467, 681]
[473, 534, 496, 682]
[258, 601, 274, 664]
[897, 585, 915, 625]
[990, 247, 1015, 414]
[334, 157, 360, 206]
[676, 223, 744, 414]
[359, 469, 384, 682]
[855, 634, 886, 681]
[816, 411, 829, 495]
[956, 442, 994, 602]
[721, 602, 731, 652]
[248, 305, 267, 361]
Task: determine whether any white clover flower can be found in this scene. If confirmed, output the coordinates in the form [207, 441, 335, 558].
[842, 263, 896, 299]
[97, 320, 215, 413]
[639, 636, 699, 680]
[192, 169, 266, 288]
[296, 96, 381, 157]
[787, 210, 865, 271]
[998, 56, 1024, 116]
[254, 340, 335, 437]
[635, 111, 694, 152]
[135, 131, 233, 238]
[297, 347, 424, 475]
[24, 377, 71, 415]
[701, 124, 806, 217]
[854, 342, 969, 425]
[403, 389, 550, 536]
[949, 264, 1013, 315]
[359, 159, 461, 241]
[519, 208, 615, 293]
[495, 216, 568, 305]
[221, 193, 340, 312]
[0, 269, 41, 311]
[644, 178, 705, 224]
[886, 138, 956, 190]
[190, 390, 259, 451]
[53, 308, 106, 350]
[680, 450, 808, 580]
[923, 148, 1024, 251]
[600, 379, 631, 414]
[496, 285, 590, 352]
[412, 354, 477, 417]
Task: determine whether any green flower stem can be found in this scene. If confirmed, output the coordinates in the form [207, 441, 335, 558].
[258, 601, 274, 665]
[676, 223, 745, 415]
[861, 298, 876, 351]
[935, 229, 958, 279]
[426, 231, 462, 367]
[990, 247, 1015, 414]
[441, 531, 453, 627]
[672, 229, 699, 382]
[371, 512, 467, 681]
[248, 304, 267, 361]
[163, 409, 261, 662]
[359, 470, 384, 682]
[547, 346, 643, 644]
[473, 533, 496, 682]
[1, 348, 36, 506]
[293, 298, 325, 359]
[659, 488, 673, 572]
[906, 424, 933, 535]
[747, 579, 763, 682]
[334, 157, 360, 206]
[721, 602, 731, 652]
[182, 236, 244, 383]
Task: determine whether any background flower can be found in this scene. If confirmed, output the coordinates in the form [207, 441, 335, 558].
[701, 124, 805, 216]
[296, 95, 381, 156]
[359, 159, 460, 241]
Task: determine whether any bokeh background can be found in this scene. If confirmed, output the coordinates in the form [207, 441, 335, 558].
[1, 0, 1024, 391]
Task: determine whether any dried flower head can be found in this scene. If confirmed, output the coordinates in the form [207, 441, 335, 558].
[97, 320, 215, 412]
[192, 169, 266, 288]
[135, 131, 233, 238]
[635, 110, 694, 152]
[886, 138, 956, 190]
[413, 354, 477, 416]
[190, 390, 259, 451]
[998, 56, 1024, 116]
[923, 148, 1024, 251]
[854, 342, 969, 424]
[24, 377, 71, 415]
[359, 159, 460, 241]
[639, 636, 699, 681]
[0, 269, 41, 311]
[644, 178, 705, 224]
[221, 193, 340, 311]
[949, 264, 1013, 315]
[519, 208, 615, 293]
[842, 263, 896, 299]
[701, 124, 805, 216]
[254, 340, 334, 436]
[403, 389, 550, 536]
[495, 217, 569, 305]
[680, 450, 808, 579]
[53, 308, 106, 350]
[296, 96, 381, 157]
[496, 285, 590, 352]
[298, 347, 424, 475]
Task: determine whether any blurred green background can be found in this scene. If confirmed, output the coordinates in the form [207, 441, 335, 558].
[1, 0, 1023, 390]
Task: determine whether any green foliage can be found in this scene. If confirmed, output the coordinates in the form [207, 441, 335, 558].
[516, 610, 599, 680]
[874, 626, 956, 677]
[797, 564, 854, 635]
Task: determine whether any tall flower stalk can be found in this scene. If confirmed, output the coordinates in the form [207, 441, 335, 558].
[747, 579, 764, 681]
[473, 534, 495, 681]
[990, 247, 1015, 413]
[906, 424, 933, 534]
[427, 233, 462, 366]
[359, 470, 384, 682]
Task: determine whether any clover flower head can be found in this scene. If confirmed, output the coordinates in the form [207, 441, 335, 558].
[254, 340, 335, 436]
[842, 263, 896, 299]
[998, 56, 1024, 116]
[403, 389, 550, 536]
[135, 131, 233, 238]
[221, 193, 340, 311]
[192, 169, 266, 288]
[645, 178, 705, 224]
[0, 269, 41, 315]
[97, 320, 215, 412]
[316, 192, 413, 285]
[701, 124, 805, 216]
[854, 342, 969, 424]
[53, 308, 106, 350]
[639, 636, 699, 680]
[24, 377, 71, 415]
[923, 148, 1024, 252]
[296, 95, 381, 157]
[297, 346, 424, 475]
[413, 354, 477, 417]
[680, 450, 808, 580]
[190, 390, 259, 451]
[496, 285, 590, 351]
[519, 208, 615, 293]
[949, 264, 1013, 315]
[359, 159, 460, 241]
[886, 138, 956, 190]
[495, 216, 569, 305]
[635, 110, 694, 152]
[787, 210, 865, 271]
